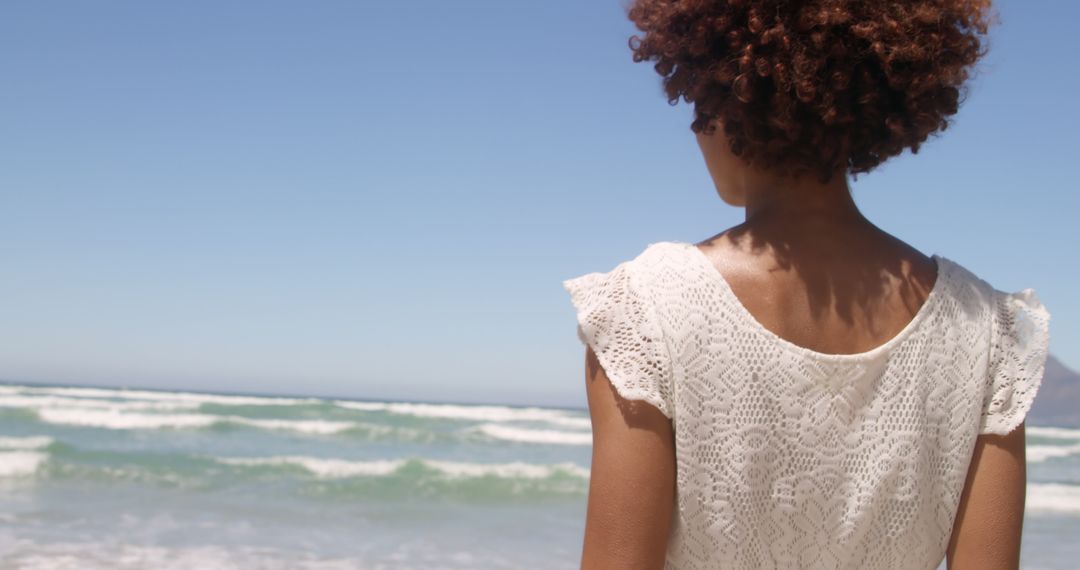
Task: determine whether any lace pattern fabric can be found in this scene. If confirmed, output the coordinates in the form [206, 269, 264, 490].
[562, 241, 1051, 570]
[980, 287, 1052, 435]
[564, 253, 676, 419]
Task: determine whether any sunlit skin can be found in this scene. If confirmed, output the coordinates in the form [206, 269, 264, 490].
[579, 120, 1026, 569]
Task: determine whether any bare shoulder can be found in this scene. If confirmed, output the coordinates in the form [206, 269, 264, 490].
[691, 224, 942, 354]
[877, 231, 940, 294]
[694, 225, 938, 294]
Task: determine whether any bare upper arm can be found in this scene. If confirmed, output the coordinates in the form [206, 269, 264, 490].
[946, 421, 1027, 570]
[580, 345, 676, 570]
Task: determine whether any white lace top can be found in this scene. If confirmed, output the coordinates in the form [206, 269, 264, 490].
[562, 240, 1051, 570]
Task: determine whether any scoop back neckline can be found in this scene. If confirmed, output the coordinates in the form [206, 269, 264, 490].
[663, 240, 949, 363]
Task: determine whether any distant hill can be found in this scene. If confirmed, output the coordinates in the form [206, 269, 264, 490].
[1028, 354, 1080, 429]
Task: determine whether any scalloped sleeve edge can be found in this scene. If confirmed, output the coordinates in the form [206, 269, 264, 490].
[978, 288, 1052, 436]
[562, 264, 675, 421]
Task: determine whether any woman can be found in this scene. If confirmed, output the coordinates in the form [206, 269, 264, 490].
[562, 1, 1051, 569]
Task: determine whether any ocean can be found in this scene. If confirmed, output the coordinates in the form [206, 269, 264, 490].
[0, 381, 1076, 569]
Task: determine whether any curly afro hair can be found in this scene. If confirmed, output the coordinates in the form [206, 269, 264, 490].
[627, 0, 997, 182]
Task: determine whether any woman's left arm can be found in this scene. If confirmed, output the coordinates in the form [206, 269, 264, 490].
[580, 344, 676, 570]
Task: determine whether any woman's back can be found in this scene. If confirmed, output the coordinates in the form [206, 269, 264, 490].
[692, 225, 940, 358]
[568, 1, 1044, 568]
[563, 237, 1050, 569]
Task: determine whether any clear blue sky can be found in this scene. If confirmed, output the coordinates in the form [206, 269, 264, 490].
[1, 0, 1075, 409]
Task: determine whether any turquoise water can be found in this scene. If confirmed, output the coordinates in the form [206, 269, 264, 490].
[0, 381, 1076, 569]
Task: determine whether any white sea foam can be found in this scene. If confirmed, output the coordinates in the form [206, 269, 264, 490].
[7, 384, 593, 429]
[469, 423, 592, 446]
[335, 400, 591, 429]
[8, 384, 320, 407]
[214, 455, 590, 480]
[226, 417, 355, 435]
[33, 407, 357, 435]
[1029, 443, 1080, 463]
[0, 451, 47, 477]
[217, 456, 406, 478]
[1028, 426, 1080, 440]
[0, 436, 54, 450]
[37, 408, 218, 430]
[0, 394, 200, 412]
[425, 459, 590, 479]
[334, 400, 387, 411]
[1027, 483, 1080, 514]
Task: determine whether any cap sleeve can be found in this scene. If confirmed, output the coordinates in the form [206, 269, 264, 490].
[562, 260, 675, 420]
[978, 288, 1052, 436]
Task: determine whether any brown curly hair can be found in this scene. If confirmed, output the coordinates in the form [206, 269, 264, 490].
[627, 0, 997, 182]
